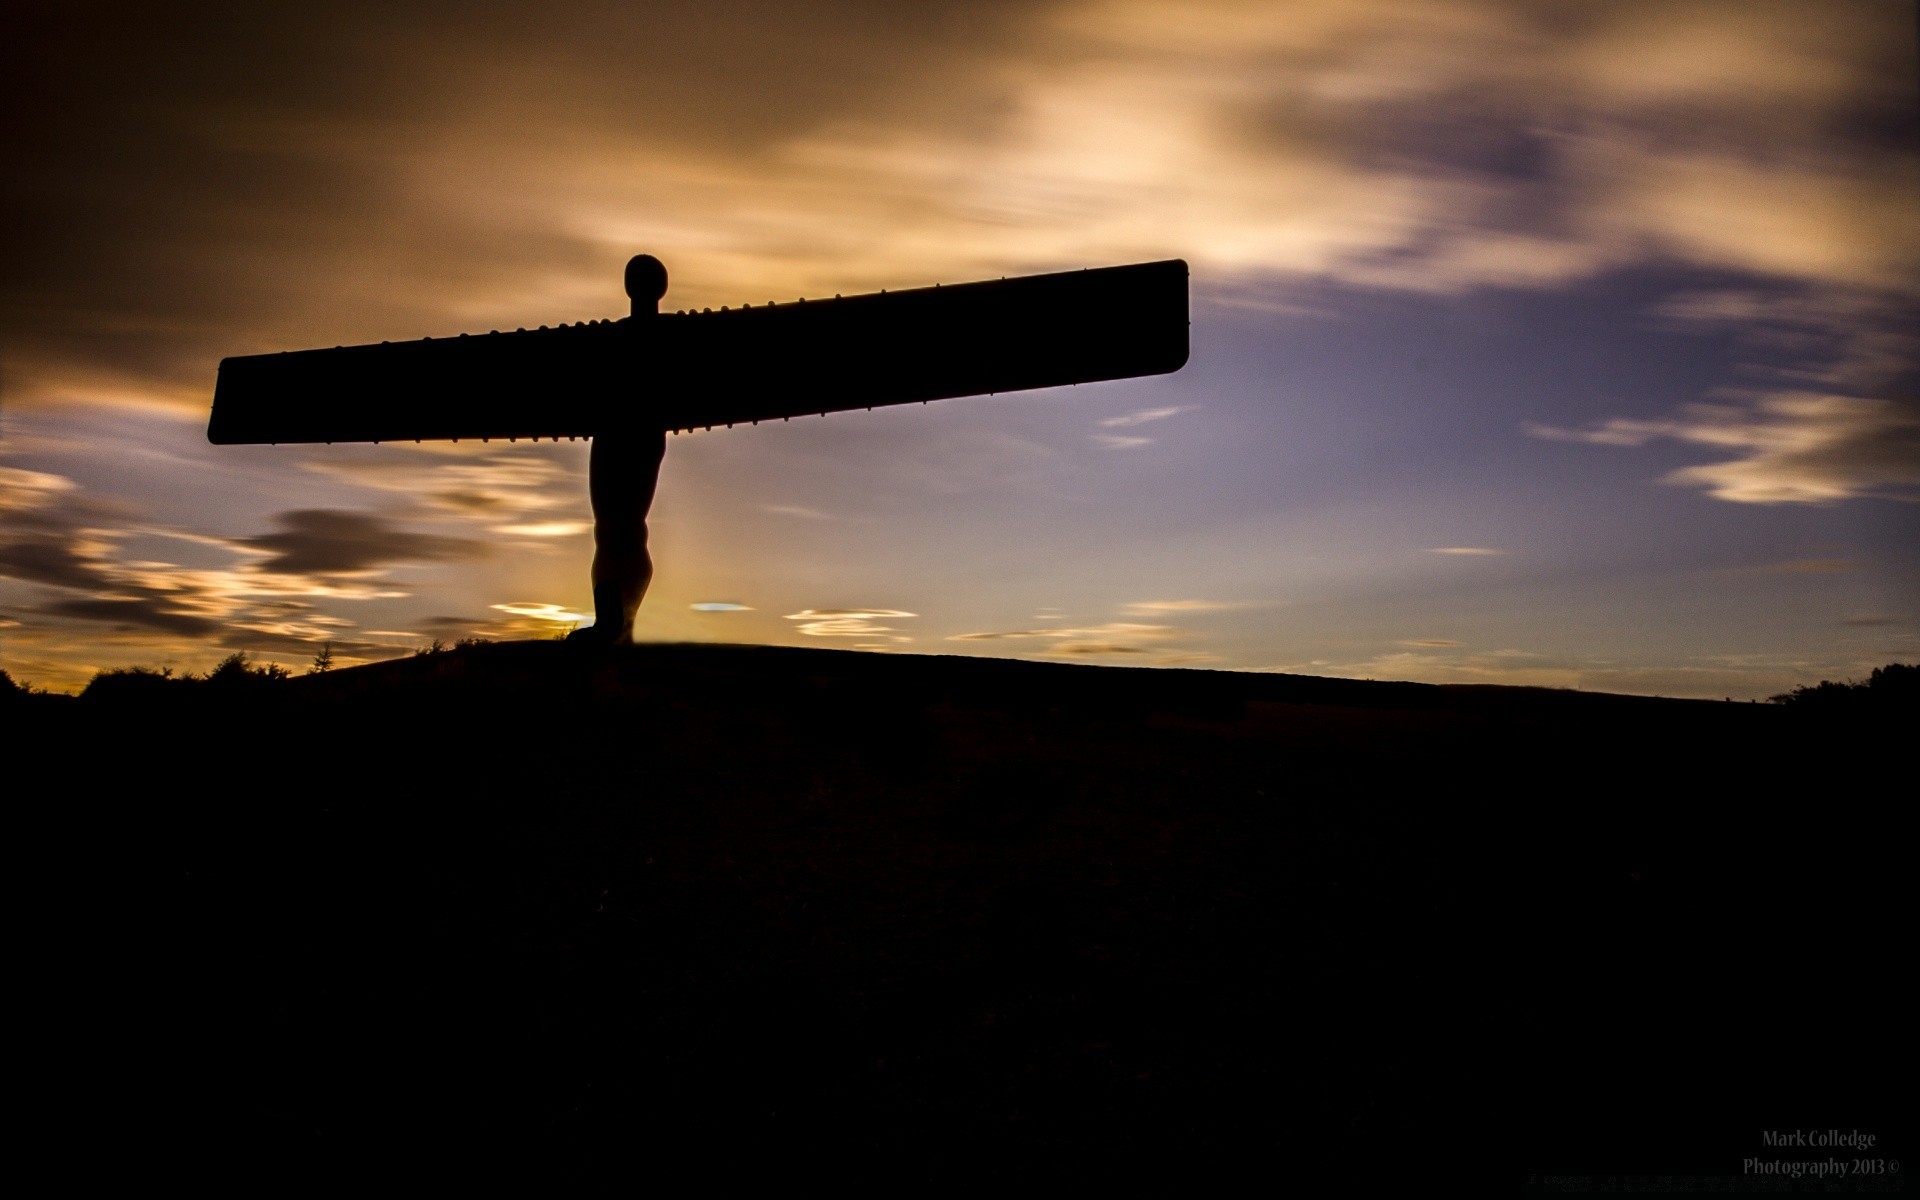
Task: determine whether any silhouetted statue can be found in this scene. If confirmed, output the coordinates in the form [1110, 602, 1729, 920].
[208, 254, 1190, 643]
[580, 425, 666, 645]
[575, 255, 671, 645]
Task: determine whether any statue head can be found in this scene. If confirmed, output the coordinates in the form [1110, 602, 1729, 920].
[625, 255, 669, 317]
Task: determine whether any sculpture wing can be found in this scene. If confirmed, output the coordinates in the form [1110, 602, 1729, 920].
[208, 259, 1188, 445]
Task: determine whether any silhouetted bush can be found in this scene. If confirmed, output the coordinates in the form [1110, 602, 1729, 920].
[1867, 662, 1918, 704]
[82, 653, 293, 703]
[81, 664, 191, 703]
[1769, 662, 1917, 711]
[408, 635, 495, 660]
[205, 651, 291, 688]
[1, 668, 70, 710]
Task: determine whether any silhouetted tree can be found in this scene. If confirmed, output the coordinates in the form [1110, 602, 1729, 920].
[1769, 663, 1917, 711]
[309, 642, 335, 674]
[1868, 662, 1918, 705]
[206, 651, 290, 688]
[81, 664, 185, 703]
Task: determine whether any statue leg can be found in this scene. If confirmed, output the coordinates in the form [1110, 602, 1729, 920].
[577, 426, 667, 645]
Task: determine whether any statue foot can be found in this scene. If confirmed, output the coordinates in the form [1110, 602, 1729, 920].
[566, 623, 632, 648]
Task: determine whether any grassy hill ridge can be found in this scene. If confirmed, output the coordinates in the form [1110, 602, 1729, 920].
[22, 641, 1901, 1183]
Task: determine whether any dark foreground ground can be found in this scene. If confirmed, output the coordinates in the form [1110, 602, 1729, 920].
[20, 643, 1906, 1187]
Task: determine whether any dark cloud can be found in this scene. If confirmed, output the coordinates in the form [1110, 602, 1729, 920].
[40, 597, 221, 637]
[0, 482, 479, 651]
[216, 628, 399, 663]
[1531, 393, 1920, 504]
[435, 490, 508, 514]
[241, 509, 486, 574]
[6, 0, 1912, 441]
[0, 535, 104, 591]
[298, 452, 582, 524]
[2, 1, 1051, 404]
[1650, 288, 1918, 392]
[420, 615, 491, 635]
[4, 529, 255, 638]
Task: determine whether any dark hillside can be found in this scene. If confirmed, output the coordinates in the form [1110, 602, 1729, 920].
[24, 642, 1901, 1184]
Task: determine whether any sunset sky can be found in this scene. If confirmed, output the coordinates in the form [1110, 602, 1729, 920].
[4, 0, 1916, 696]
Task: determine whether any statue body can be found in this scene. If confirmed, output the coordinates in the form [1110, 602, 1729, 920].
[577, 256, 671, 644]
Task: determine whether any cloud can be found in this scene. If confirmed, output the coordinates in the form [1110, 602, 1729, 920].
[490, 601, 588, 623]
[225, 599, 356, 643]
[301, 451, 580, 522]
[1530, 393, 1920, 504]
[240, 509, 488, 574]
[691, 602, 753, 612]
[883, 431, 1057, 495]
[0, 485, 488, 659]
[1099, 406, 1190, 428]
[13, 0, 1913, 431]
[1399, 639, 1464, 648]
[762, 505, 834, 520]
[491, 521, 590, 537]
[1601, 149, 1920, 294]
[1841, 616, 1899, 627]
[212, 629, 398, 665]
[1271, 641, 1920, 700]
[1425, 546, 1503, 556]
[4, 535, 413, 639]
[1273, 649, 1762, 695]
[786, 608, 919, 619]
[1270, 649, 1581, 689]
[1525, 421, 1665, 447]
[407, 611, 591, 644]
[784, 608, 918, 638]
[954, 629, 1067, 641]
[1745, 559, 1854, 575]
[0, 466, 78, 513]
[949, 621, 1187, 660]
[0, 532, 112, 591]
[40, 597, 222, 637]
[1089, 407, 1190, 451]
[1650, 285, 1916, 392]
[1546, 274, 1918, 505]
[1118, 599, 1254, 615]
